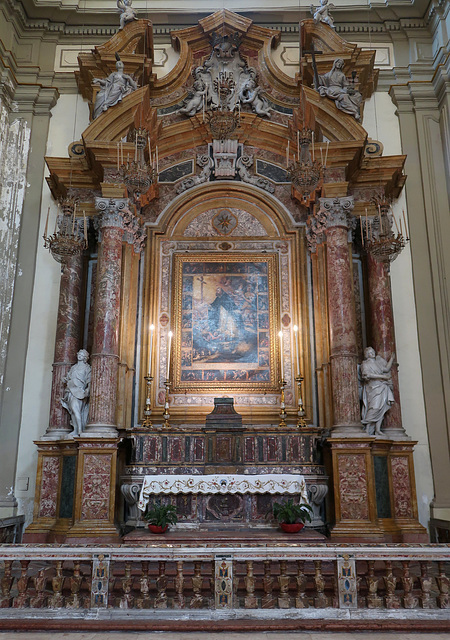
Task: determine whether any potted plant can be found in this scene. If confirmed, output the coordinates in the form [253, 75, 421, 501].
[271, 499, 313, 533]
[143, 502, 178, 534]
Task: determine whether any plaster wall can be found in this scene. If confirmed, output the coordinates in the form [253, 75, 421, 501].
[14, 94, 90, 525]
[362, 91, 434, 528]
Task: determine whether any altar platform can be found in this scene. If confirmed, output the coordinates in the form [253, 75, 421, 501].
[122, 526, 327, 546]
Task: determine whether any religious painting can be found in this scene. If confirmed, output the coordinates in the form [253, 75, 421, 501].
[172, 254, 279, 392]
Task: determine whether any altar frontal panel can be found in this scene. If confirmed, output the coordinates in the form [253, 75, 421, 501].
[173, 253, 279, 392]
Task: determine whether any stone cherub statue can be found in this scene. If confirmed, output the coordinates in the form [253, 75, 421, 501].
[61, 349, 91, 436]
[179, 74, 208, 117]
[360, 346, 395, 436]
[310, 0, 336, 28]
[93, 53, 138, 119]
[317, 58, 362, 120]
[117, 0, 137, 30]
[239, 76, 271, 117]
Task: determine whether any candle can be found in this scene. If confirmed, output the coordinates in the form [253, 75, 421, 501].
[117, 142, 119, 170]
[148, 323, 155, 375]
[166, 330, 173, 380]
[278, 330, 284, 381]
[403, 209, 409, 238]
[365, 207, 369, 240]
[83, 210, 87, 243]
[286, 140, 290, 169]
[400, 218, 403, 237]
[71, 204, 76, 234]
[392, 210, 400, 235]
[135, 135, 138, 162]
[156, 146, 159, 175]
[324, 140, 329, 167]
[360, 215, 364, 246]
[120, 140, 123, 165]
[44, 206, 50, 238]
[293, 325, 300, 376]
[320, 145, 323, 165]
[311, 131, 315, 161]
[297, 130, 300, 159]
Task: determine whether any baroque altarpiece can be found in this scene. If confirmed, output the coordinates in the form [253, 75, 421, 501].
[24, 10, 427, 544]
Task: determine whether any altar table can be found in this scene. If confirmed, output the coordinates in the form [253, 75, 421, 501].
[138, 473, 308, 511]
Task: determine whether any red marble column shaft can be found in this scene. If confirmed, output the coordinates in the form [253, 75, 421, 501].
[367, 253, 404, 436]
[46, 253, 84, 437]
[86, 213, 124, 433]
[322, 198, 363, 435]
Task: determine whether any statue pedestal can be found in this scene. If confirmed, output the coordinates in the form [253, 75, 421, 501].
[65, 437, 120, 543]
[23, 439, 78, 543]
[327, 436, 428, 542]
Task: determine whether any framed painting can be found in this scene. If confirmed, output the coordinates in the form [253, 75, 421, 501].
[172, 253, 280, 392]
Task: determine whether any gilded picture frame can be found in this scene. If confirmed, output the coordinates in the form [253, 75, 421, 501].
[172, 253, 280, 393]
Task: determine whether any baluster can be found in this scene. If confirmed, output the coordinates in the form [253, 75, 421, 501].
[190, 561, 204, 608]
[0, 560, 13, 608]
[66, 561, 83, 609]
[278, 560, 291, 609]
[173, 560, 185, 609]
[436, 561, 450, 609]
[419, 561, 433, 609]
[13, 560, 30, 608]
[244, 560, 257, 608]
[366, 560, 382, 608]
[261, 559, 274, 609]
[30, 569, 47, 608]
[154, 561, 167, 609]
[48, 560, 64, 608]
[136, 561, 151, 609]
[401, 561, 418, 608]
[383, 561, 400, 609]
[233, 562, 240, 608]
[295, 560, 309, 608]
[209, 560, 215, 608]
[313, 560, 328, 608]
[119, 561, 134, 609]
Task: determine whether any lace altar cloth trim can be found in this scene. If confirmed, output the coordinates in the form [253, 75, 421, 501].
[138, 474, 307, 511]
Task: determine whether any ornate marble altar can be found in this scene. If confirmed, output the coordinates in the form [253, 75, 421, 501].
[24, 10, 428, 544]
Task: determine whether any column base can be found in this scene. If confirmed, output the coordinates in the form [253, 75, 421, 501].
[22, 519, 56, 543]
[83, 424, 119, 437]
[330, 423, 366, 437]
[42, 429, 73, 440]
[382, 427, 410, 440]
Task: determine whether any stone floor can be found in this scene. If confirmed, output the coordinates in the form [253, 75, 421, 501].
[0, 633, 449, 638]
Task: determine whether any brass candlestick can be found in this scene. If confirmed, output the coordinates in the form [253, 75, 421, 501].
[141, 374, 153, 427]
[162, 380, 171, 428]
[295, 375, 307, 427]
[279, 379, 287, 427]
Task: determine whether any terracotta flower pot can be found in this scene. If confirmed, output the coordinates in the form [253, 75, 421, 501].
[280, 522, 304, 533]
[148, 524, 169, 534]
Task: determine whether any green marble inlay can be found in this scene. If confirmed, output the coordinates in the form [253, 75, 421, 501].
[59, 455, 76, 519]
[373, 455, 391, 519]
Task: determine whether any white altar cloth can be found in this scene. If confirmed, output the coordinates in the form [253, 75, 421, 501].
[138, 474, 307, 511]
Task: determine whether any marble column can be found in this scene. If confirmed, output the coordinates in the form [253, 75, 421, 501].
[84, 198, 128, 436]
[322, 196, 364, 436]
[367, 251, 407, 439]
[45, 254, 84, 439]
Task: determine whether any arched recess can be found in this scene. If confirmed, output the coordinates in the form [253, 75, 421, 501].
[140, 180, 312, 425]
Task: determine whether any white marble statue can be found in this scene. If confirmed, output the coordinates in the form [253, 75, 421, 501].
[317, 58, 362, 120]
[117, 0, 137, 30]
[361, 347, 395, 436]
[239, 76, 271, 117]
[93, 56, 137, 119]
[311, 0, 335, 28]
[61, 349, 91, 436]
[179, 77, 208, 117]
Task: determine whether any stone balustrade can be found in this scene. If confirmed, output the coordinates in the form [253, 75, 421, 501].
[0, 544, 448, 627]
